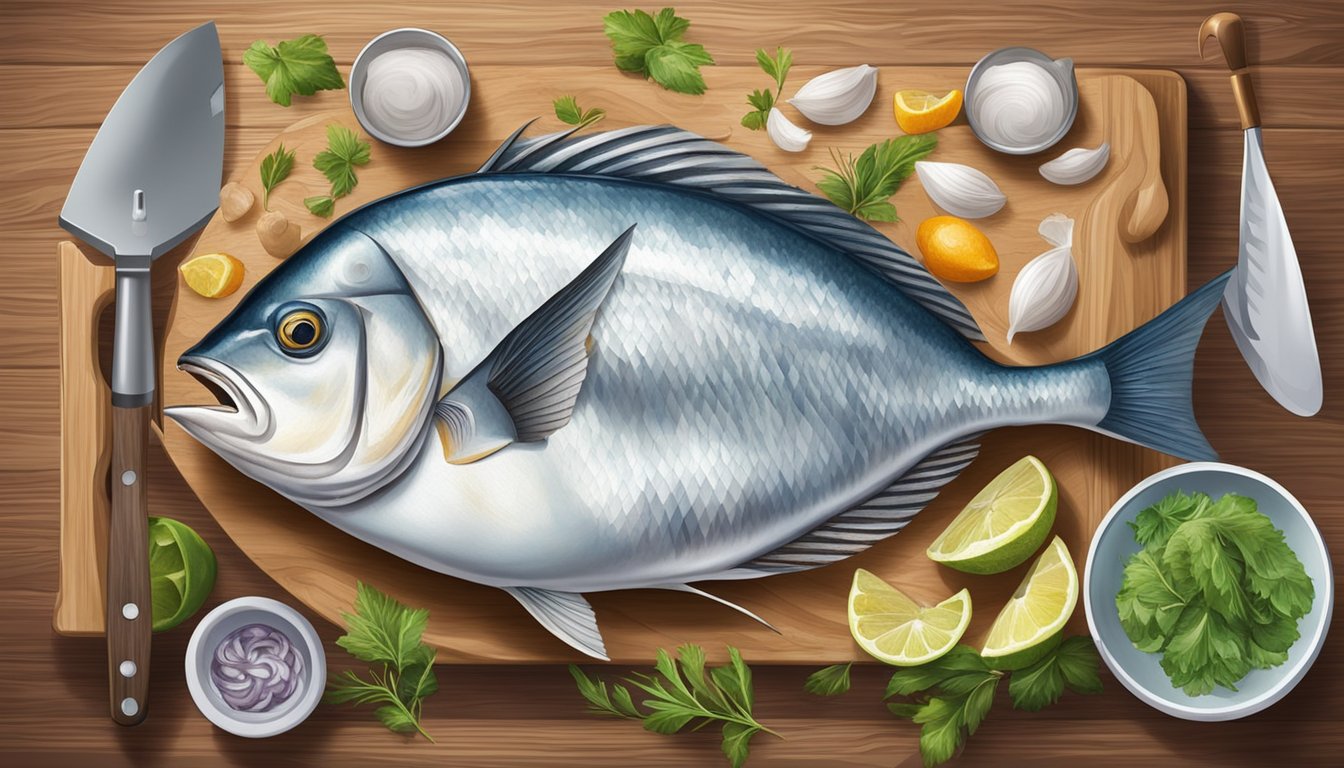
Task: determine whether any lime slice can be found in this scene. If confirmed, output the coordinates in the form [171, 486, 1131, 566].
[848, 569, 972, 667]
[148, 516, 217, 632]
[980, 536, 1078, 669]
[926, 456, 1057, 574]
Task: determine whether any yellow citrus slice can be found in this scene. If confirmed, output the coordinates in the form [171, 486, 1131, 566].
[981, 536, 1078, 669]
[848, 569, 972, 666]
[894, 89, 963, 134]
[926, 456, 1057, 574]
[179, 252, 245, 299]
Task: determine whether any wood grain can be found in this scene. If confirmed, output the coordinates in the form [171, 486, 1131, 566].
[2, 1, 1341, 765]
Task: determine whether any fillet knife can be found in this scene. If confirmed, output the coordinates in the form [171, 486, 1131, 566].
[58, 21, 225, 724]
[1201, 13, 1322, 416]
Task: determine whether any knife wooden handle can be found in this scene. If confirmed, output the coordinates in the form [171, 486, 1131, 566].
[1199, 12, 1260, 129]
[108, 404, 151, 725]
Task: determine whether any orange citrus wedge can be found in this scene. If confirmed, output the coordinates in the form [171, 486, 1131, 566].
[894, 89, 963, 134]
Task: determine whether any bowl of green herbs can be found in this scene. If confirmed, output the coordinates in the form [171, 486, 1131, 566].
[1084, 462, 1331, 721]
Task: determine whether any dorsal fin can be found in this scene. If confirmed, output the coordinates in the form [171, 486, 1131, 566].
[477, 124, 985, 341]
[706, 437, 983, 578]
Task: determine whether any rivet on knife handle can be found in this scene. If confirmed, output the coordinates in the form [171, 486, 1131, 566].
[108, 404, 151, 725]
[1200, 12, 1261, 130]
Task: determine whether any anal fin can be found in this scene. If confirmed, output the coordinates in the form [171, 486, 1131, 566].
[503, 587, 609, 660]
[726, 437, 983, 577]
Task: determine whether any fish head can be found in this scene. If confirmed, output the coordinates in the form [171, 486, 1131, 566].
[166, 225, 443, 507]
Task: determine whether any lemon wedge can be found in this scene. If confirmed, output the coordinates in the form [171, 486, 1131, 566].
[179, 252, 244, 299]
[980, 536, 1078, 669]
[849, 569, 972, 666]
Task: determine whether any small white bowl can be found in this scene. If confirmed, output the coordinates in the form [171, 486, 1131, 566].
[964, 46, 1079, 155]
[1084, 462, 1332, 721]
[185, 596, 326, 738]
[350, 28, 471, 147]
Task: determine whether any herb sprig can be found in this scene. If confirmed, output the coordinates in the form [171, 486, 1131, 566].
[814, 134, 937, 222]
[1116, 491, 1313, 696]
[571, 645, 778, 768]
[740, 47, 792, 130]
[258, 144, 295, 211]
[325, 582, 439, 741]
[808, 639, 1101, 767]
[305, 124, 372, 217]
[243, 35, 345, 107]
[554, 95, 606, 129]
[602, 8, 715, 95]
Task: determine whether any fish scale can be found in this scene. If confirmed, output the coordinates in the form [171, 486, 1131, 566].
[169, 125, 1229, 659]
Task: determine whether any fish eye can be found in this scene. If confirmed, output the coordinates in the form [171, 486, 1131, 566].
[276, 307, 324, 354]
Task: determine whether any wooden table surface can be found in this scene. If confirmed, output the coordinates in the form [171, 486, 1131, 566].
[2, 1, 1341, 765]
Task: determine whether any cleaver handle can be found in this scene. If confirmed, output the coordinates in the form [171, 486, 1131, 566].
[107, 266, 154, 725]
[1199, 12, 1261, 130]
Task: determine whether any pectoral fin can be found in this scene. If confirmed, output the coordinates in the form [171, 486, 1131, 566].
[503, 587, 609, 660]
[434, 225, 634, 463]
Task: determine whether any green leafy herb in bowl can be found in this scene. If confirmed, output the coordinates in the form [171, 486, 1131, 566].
[1084, 462, 1332, 721]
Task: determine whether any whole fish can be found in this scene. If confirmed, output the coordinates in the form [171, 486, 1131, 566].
[168, 125, 1229, 658]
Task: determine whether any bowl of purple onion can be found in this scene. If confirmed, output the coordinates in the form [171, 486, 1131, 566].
[185, 596, 325, 737]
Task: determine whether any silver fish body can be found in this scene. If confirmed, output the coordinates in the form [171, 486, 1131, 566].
[169, 126, 1227, 658]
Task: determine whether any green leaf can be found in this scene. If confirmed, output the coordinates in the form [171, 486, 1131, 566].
[1213, 498, 1315, 619]
[1128, 491, 1210, 548]
[885, 645, 988, 698]
[803, 663, 852, 696]
[1116, 548, 1190, 652]
[740, 111, 765, 130]
[397, 653, 439, 704]
[1159, 601, 1251, 696]
[324, 669, 399, 706]
[1164, 517, 1252, 621]
[1054, 636, 1104, 695]
[569, 664, 642, 719]
[755, 47, 792, 91]
[374, 704, 418, 733]
[304, 195, 335, 218]
[313, 124, 372, 199]
[258, 144, 295, 210]
[553, 95, 606, 128]
[910, 676, 999, 768]
[243, 35, 344, 107]
[602, 8, 714, 94]
[335, 581, 429, 668]
[1007, 637, 1101, 712]
[721, 721, 755, 768]
[746, 89, 774, 112]
[813, 135, 936, 221]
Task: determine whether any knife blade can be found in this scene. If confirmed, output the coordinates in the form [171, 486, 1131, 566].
[1201, 12, 1322, 417]
[58, 21, 225, 725]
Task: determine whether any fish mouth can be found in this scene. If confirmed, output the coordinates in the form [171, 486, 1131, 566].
[165, 356, 268, 439]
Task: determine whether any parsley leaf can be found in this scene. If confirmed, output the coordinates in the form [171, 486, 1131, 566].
[258, 144, 295, 211]
[570, 644, 778, 768]
[313, 124, 372, 199]
[603, 8, 715, 94]
[1116, 490, 1314, 697]
[890, 674, 999, 767]
[324, 582, 438, 741]
[803, 663, 852, 696]
[243, 35, 345, 107]
[1008, 636, 1103, 711]
[814, 134, 937, 221]
[741, 47, 792, 130]
[554, 95, 606, 128]
[304, 195, 335, 218]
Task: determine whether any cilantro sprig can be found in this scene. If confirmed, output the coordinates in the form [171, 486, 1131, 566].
[305, 124, 372, 217]
[807, 640, 1101, 767]
[325, 582, 439, 741]
[1116, 491, 1313, 696]
[571, 645, 778, 768]
[741, 47, 793, 130]
[244, 34, 345, 107]
[554, 95, 606, 129]
[602, 8, 715, 94]
[814, 134, 937, 222]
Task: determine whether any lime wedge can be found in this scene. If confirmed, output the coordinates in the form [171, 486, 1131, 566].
[926, 456, 1057, 574]
[848, 569, 972, 667]
[980, 536, 1078, 669]
[148, 516, 217, 632]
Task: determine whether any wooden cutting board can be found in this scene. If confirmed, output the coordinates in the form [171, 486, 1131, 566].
[60, 65, 1187, 662]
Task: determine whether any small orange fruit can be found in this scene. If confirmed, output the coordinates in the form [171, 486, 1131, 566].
[916, 216, 999, 282]
[894, 89, 963, 134]
[179, 252, 245, 299]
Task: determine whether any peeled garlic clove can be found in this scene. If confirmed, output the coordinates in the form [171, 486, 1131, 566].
[915, 161, 1006, 219]
[787, 64, 878, 126]
[1007, 245, 1078, 343]
[1038, 212, 1075, 248]
[766, 107, 812, 152]
[1039, 143, 1110, 185]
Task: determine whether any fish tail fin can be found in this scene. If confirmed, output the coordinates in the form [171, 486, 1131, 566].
[1084, 270, 1232, 462]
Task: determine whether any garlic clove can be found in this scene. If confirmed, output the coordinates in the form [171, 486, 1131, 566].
[1038, 212, 1074, 248]
[915, 161, 1007, 219]
[1007, 244, 1078, 343]
[787, 64, 878, 126]
[1039, 143, 1110, 185]
[766, 107, 813, 152]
